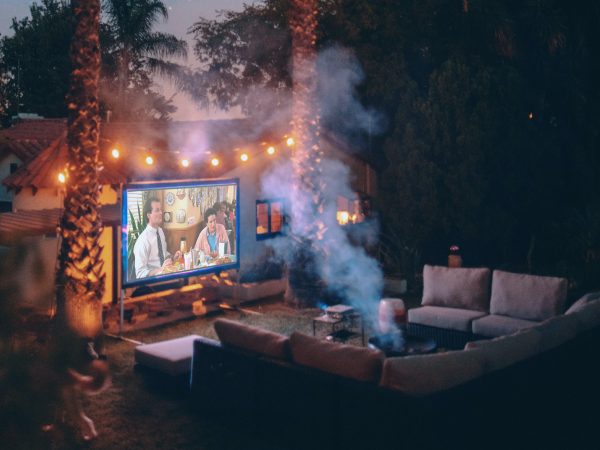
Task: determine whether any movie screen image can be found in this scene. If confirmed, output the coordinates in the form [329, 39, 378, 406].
[123, 180, 239, 287]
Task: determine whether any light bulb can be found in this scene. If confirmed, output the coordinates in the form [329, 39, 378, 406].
[182, 159, 189, 167]
[267, 146, 275, 154]
[211, 158, 219, 166]
[146, 156, 153, 165]
[58, 173, 65, 183]
[241, 153, 248, 162]
[112, 149, 119, 158]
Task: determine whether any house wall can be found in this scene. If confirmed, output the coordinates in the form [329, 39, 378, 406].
[13, 185, 118, 211]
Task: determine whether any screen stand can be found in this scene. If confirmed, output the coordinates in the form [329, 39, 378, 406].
[119, 288, 125, 339]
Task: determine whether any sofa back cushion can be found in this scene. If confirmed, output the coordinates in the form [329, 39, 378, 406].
[289, 332, 385, 382]
[464, 329, 542, 373]
[532, 314, 581, 352]
[422, 265, 491, 312]
[565, 292, 600, 314]
[490, 270, 568, 321]
[379, 350, 486, 395]
[214, 318, 291, 360]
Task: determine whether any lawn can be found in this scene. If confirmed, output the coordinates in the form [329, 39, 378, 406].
[48, 294, 420, 450]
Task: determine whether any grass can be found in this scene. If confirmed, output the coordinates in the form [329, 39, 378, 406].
[48, 294, 421, 450]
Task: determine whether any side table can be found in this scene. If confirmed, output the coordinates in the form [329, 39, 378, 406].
[313, 312, 364, 346]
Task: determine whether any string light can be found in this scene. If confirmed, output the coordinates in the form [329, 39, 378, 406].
[182, 159, 189, 167]
[146, 156, 153, 165]
[58, 173, 65, 183]
[267, 146, 275, 154]
[286, 137, 294, 146]
[211, 158, 219, 166]
[241, 153, 249, 162]
[112, 149, 119, 158]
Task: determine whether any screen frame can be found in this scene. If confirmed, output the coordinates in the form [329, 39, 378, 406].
[121, 178, 240, 288]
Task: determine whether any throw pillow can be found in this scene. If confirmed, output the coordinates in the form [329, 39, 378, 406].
[490, 270, 568, 321]
[214, 318, 291, 359]
[289, 332, 385, 382]
[379, 350, 486, 395]
[422, 265, 491, 312]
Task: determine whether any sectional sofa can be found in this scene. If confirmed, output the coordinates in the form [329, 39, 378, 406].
[407, 265, 570, 349]
[190, 286, 600, 450]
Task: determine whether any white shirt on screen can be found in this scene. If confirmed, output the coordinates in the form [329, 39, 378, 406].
[133, 224, 172, 279]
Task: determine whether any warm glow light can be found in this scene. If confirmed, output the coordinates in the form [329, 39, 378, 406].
[267, 146, 275, 155]
[58, 173, 65, 183]
[529, 113, 533, 119]
[337, 211, 349, 225]
[146, 156, 153, 165]
[211, 158, 219, 166]
[112, 149, 119, 158]
[286, 138, 294, 146]
[182, 159, 189, 167]
[241, 153, 249, 162]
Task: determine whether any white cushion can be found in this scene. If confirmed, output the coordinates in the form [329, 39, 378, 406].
[422, 265, 491, 312]
[472, 314, 539, 337]
[490, 270, 568, 321]
[567, 300, 600, 332]
[379, 350, 486, 395]
[565, 292, 600, 314]
[408, 306, 487, 332]
[532, 315, 581, 352]
[465, 329, 542, 373]
[134, 335, 200, 376]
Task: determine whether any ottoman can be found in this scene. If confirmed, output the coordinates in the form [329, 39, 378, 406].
[135, 335, 200, 376]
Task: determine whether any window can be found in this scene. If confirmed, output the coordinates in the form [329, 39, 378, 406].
[336, 193, 371, 225]
[0, 201, 12, 213]
[256, 199, 285, 240]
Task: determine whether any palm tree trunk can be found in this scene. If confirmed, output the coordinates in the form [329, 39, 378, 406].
[55, 0, 104, 338]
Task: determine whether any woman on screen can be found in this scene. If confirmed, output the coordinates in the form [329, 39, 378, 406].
[194, 207, 231, 256]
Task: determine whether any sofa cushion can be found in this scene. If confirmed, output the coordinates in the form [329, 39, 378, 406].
[379, 350, 486, 395]
[214, 318, 291, 360]
[289, 332, 385, 382]
[464, 329, 542, 373]
[567, 300, 600, 332]
[532, 314, 581, 352]
[490, 270, 568, 321]
[471, 314, 539, 337]
[422, 265, 491, 312]
[408, 306, 488, 332]
[565, 292, 600, 314]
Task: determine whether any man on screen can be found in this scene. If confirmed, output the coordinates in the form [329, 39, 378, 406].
[194, 207, 231, 256]
[134, 196, 182, 278]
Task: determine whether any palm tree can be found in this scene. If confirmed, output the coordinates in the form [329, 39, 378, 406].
[102, 0, 187, 118]
[55, 0, 104, 338]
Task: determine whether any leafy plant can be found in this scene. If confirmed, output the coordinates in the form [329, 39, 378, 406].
[127, 201, 144, 260]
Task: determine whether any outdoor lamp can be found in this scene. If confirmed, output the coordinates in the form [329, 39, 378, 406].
[58, 173, 65, 183]
[112, 149, 119, 158]
[241, 153, 248, 161]
[267, 146, 275, 154]
[211, 158, 219, 166]
[182, 159, 189, 167]
[286, 138, 294, 146]
[146, 156, 153, 165]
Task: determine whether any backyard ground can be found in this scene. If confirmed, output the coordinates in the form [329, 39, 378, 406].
[47, 293, 421, 450]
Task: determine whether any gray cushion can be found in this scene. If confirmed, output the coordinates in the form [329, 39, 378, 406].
[465, 329, 542, 373]
[565, 292, 600, 314]
[422, 265, 491, 312]
[379, 350, 486, 395]
[290, 332, 385, 382]
[472, 314, 539, 337]
[532, 315, 581, 352]
[214, 318, 291, 359]
[134, 335, 200, 376]
[567, 300, 600, 332]
[408, 306, 488, 332]
[490, 270, 568, 321]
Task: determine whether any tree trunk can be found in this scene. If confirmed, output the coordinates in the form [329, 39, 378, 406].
[286, 0, 325, 308]
[55, 0, 104, 338]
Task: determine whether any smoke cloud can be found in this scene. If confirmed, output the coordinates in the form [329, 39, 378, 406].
[261, 45, 386, 329]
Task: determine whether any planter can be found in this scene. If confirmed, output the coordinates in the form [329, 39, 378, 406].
[384, 277, 407, 294]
